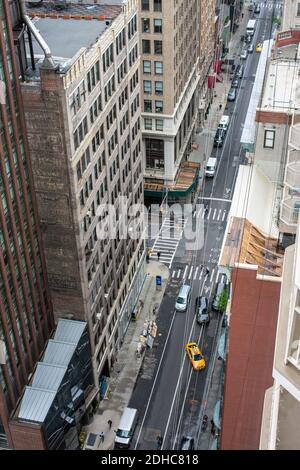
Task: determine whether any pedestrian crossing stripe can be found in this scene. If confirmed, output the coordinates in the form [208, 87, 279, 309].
[171, 266, 228, 283]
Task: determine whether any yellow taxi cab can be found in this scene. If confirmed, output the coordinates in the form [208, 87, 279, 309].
[256, 43, 262, 53]
[185, 343, 206, 371]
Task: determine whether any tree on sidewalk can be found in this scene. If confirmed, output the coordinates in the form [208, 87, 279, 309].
[218, 289, 228, 313]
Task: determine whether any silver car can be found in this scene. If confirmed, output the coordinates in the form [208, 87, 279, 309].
[227, 88, 236, 102]
[240, 49, 247, 60]
[248, 44, 254, 53]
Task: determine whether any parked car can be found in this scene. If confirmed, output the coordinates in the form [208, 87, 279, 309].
[240, 49, 248, 60]
[227, 87, 236, 102]
[232, 76, 239, 88]
[185, 343, 206, 371]
[214, 128, 225, 147]
[180, 436, 194, 450]
[195, 296, 210, 325]
[218, 115, 230, 133]
[235, 64, 244, 78]
[212, 280, 227, 311]
[248, 44, 254, 53]
[256, 42, 263, 52]
[246, 34, 252, 44]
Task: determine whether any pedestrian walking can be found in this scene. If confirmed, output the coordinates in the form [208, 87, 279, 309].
[107, 419, 112, 429]
[219, 103, 222, 111]
[156, 435, 163, 450]
[241, 12, 244, 19]
[210, 420, 215, 436]
[157, 251, 161, 261]
[99, 431, 105, 443]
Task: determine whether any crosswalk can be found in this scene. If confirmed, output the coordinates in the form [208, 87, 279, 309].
[171, 266, 228, 285]
[255, 1, 282, 9]
[150, 214, 185, 267]
[149, 206, 228, 268]
[195, 206, 228, 223]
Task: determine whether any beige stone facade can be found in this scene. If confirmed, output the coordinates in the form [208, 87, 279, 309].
[138, 0, 216, 186]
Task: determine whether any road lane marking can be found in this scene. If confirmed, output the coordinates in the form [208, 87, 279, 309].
[222, 210, 226, 222]
[193, 266, 199, 280]
[183, 266, 188, 279]
[200, 197, 232, 203]
[188, 266, 193, 279]
[134, 308, 178, 450]
[171, 319, 205, 450]
[162, 280, 206, 450]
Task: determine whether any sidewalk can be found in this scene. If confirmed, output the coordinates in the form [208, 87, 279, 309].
[82, 261, 169, 450]
[189, 7, 252, 179]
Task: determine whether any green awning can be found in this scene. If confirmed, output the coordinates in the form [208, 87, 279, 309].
[144, 173, 199, 199]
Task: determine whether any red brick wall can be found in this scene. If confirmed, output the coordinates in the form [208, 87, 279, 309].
[220, 267, 280, 450]
[256, 110, 292, 125]
[9, 421, 47, 450]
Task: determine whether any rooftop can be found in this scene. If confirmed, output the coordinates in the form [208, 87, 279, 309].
[261, 58, 300, 111]
[31, 17, 108, 60]
[25, 1, 123, 20]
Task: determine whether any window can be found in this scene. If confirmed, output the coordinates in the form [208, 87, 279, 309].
[155, 61, 163, 75]
[141, 0, 150, 10]
[155, 100, 163, 113]
[145, 138, 164, 169]
[154, 19, 162, 33]
[154, 0, 162, 11]
[156, 119, 163, 131]
[142, 39, 151, 54]
[142, 18, 150, 33]
[297, 3, 300, 16]
[155, 81, 163, 95]
[144, 100, 152, 112]
[143, 80, 152, 94]
[154, 40, 162, 55]
[264, 130, 275, 149]
[143, 60, 151, 74]
[144, 118, 152, 130]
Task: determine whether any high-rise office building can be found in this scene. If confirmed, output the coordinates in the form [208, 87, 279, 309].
[0, 0, 53, 448]
[18, 0, 145, 387]
[139, 0, 216, 196]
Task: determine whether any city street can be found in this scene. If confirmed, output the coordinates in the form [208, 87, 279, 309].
[130, 2, 279, 450]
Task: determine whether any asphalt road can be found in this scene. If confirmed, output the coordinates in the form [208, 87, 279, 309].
[130, 4, 279, 451]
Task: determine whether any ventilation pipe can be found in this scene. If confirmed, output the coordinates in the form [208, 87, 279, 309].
[18, 0, 55, 69]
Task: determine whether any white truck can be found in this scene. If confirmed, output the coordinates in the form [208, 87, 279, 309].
[246, 19, 256, 36]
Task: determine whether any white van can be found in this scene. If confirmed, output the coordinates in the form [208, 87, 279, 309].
[114, 407, 138, 449]
[205, 157, 217, 178]
[218, 115, 230, 133]
[175, 284, 191, 312]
